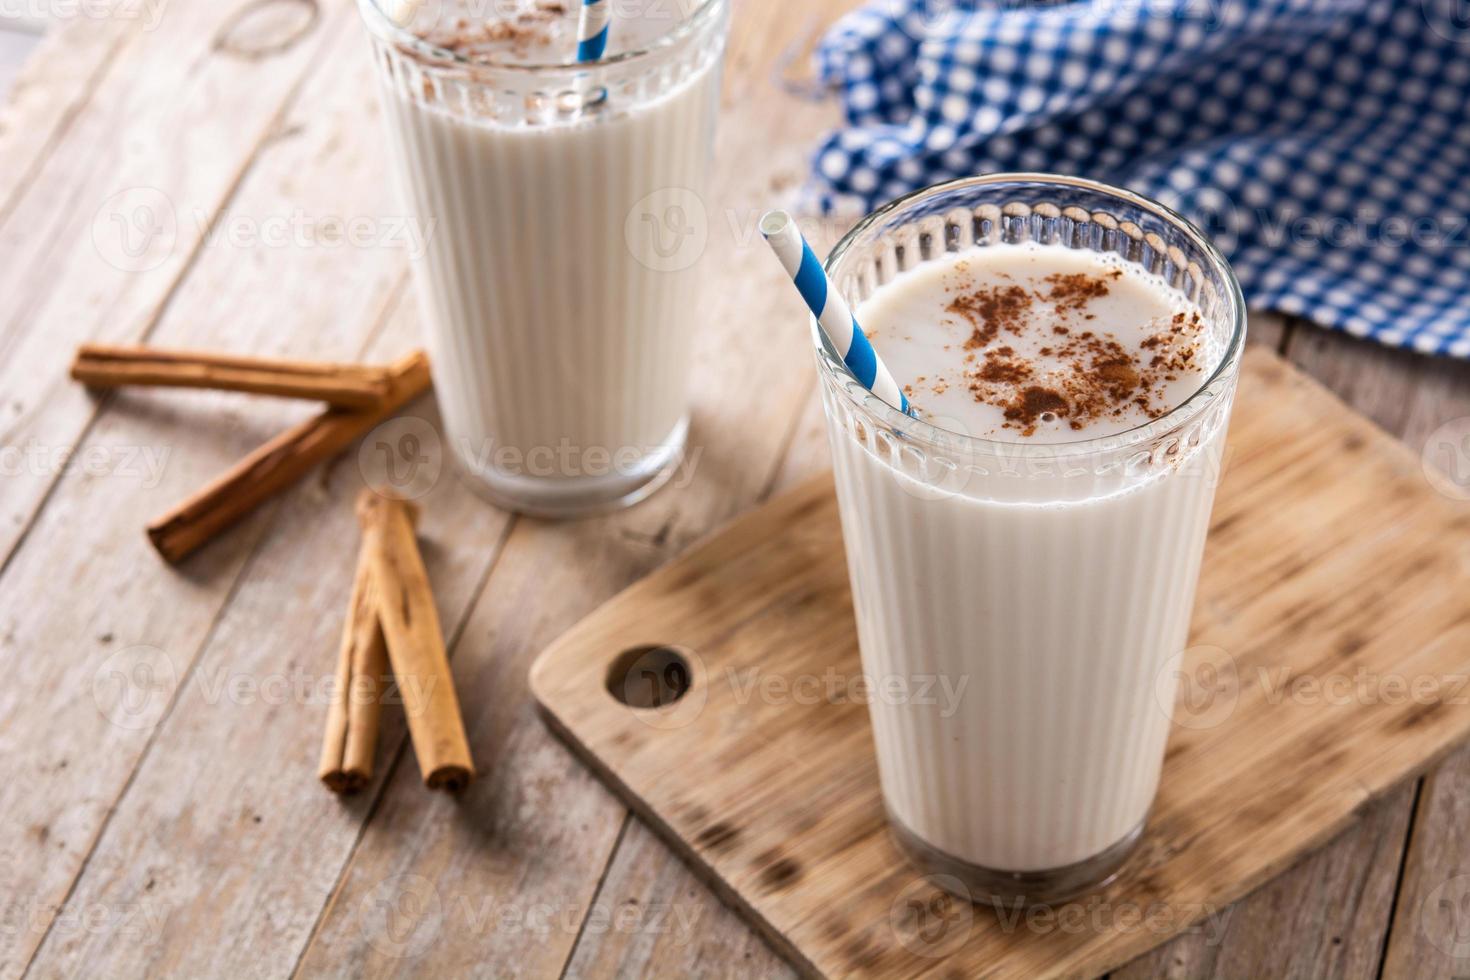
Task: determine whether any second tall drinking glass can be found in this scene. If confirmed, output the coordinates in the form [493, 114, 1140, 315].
[358, 0, 731, 515]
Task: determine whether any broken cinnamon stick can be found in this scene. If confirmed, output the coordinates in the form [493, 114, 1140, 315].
[318, 533, 394, 794]
[356, 490, 474, 792]
[147, 350, 431, 563]
[72, 344, 397, 410]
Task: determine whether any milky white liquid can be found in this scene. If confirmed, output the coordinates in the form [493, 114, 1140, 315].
[825, 243, 1231, 873]
[368, 1, 727, 512]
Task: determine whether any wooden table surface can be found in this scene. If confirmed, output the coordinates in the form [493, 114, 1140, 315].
[4, 0, 1468, 977]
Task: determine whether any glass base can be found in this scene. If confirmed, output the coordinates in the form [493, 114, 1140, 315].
[449, 415, 689, 519]
[889, 810, 1146, 907]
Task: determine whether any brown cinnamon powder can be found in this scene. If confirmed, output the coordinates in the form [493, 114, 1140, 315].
[422, 0, 570, 59]
[937, 267, 1204, 436]
[1045, 269, 1119, 314]
[1004, 386, 1071, 431]
[977, 350, 1032, 384]
[948, 284, 1032, 350]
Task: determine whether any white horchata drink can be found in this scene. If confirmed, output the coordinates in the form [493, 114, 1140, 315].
[358, 0, 730, 515]
[815, 176, 1246, 904]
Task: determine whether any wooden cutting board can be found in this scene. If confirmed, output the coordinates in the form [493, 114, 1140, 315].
[529, 346, 1470, 979]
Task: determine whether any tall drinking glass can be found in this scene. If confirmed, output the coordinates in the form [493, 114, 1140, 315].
[816, 174, 1246, 902]
[357, 0, 730, 515]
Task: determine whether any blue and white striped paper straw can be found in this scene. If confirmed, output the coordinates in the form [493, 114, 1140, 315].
[760, 210, 911, 416]
[576, 0, 609, 61]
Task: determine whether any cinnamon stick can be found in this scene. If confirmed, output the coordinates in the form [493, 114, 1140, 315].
[72, 344, 397, 410]
[356, 490, 474, 792]
[318, 535, 393, 794]
[147, 350, 431, 563]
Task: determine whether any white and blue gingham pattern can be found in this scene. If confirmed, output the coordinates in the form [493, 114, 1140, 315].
[808, 0, 1470, 357]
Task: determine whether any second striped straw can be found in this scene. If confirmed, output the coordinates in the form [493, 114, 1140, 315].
[760, 210, 911, 416]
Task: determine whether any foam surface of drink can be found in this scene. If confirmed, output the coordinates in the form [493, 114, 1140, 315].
[386, 0, 686, 64]
[859, 244, 1211, 443]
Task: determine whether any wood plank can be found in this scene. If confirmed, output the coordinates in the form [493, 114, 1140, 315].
[0, 14, 132, 226]
[290, 388, 811, 976]
[557, 392, 827, 980]
[568, 316, 1295, 977]
[1244, 310, 1288, 354]
[0, 0, 350, 566]
[1382, 744, 1470, 978]
[1285, 322, 1470, 447]
[1, 11, 436, 975]
[1119, 321, 1470, 978]
[1291, 325, 1470, 980]
[1, 0, 1446, 974]
[562, 816, 800, 980]
[20, 298, 514, 978]
[1111, 785, 1412, 979]
[528, 346, 1470, 978]
[288, 1, 855, 972]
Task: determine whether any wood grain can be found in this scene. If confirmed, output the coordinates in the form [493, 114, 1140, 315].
[1111, 784, 1412, 979]
[1288, 324, 1470, 980]
[562, 816, 801, 980]
[1382, 744, 1470, 979]
[0, 0, 351, 568]
[559, 299, 1295, 980]
[17, 298, 512, 980]
[1123, 320, 1470, 980]
[1, 0, 1464, 973]
[287, 1, 847, 973]
[4, 11, 474, 976]
[531, 347, 1470, 978]
[0, 14, 134, 227]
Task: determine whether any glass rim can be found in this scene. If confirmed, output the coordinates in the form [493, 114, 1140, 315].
[819, 171, 1248, 459]
[356, 0, 725, 74]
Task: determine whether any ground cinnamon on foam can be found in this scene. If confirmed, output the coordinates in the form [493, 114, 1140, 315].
[419, 1, 569, 60]
[926, 267, 1204, 437]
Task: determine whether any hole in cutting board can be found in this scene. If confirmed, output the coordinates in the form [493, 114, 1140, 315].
[607, 645, 693, 709]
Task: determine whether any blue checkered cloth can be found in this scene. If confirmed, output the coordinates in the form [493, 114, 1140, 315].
[808, 0, 1470, 356]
